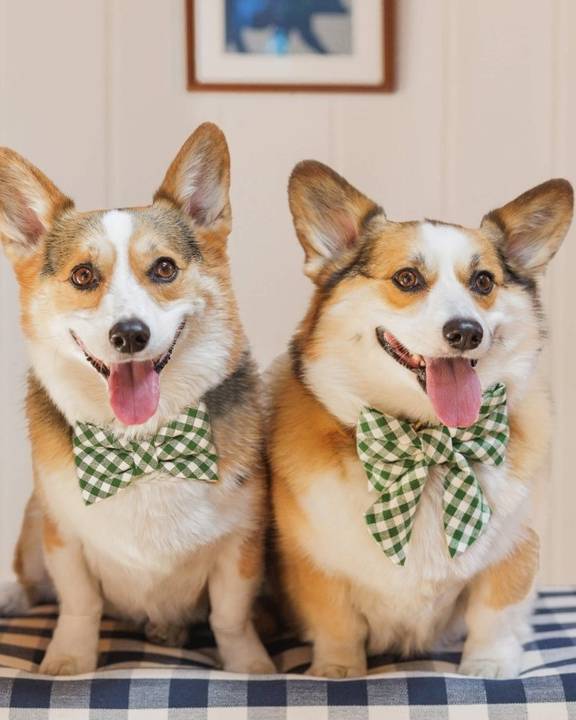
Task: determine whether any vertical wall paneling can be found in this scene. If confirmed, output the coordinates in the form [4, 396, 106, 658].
[545, 0, 576, 583]
[444, 0, 556, 222]
[333, 1, 447, 221]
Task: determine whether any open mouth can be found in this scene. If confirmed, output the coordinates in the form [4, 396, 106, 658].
[376, 328, 482, 428]
[71, 320, 187, 426]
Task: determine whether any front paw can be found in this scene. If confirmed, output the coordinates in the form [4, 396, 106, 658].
[40, 647, 98, 676]
[308, 661, 367, 679]
[222, 643, 276, 675]
[225, 657, 277, 675]
[459, 656, 521, 679]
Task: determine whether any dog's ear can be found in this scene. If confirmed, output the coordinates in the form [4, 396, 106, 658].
[154, 123, 231, 233]
[482, 179, 573, 275]
[288, 160, 384, 283]
[0, 148, 73, 265]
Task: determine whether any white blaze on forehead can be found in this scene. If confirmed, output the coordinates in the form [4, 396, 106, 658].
[419, 222, 478, 274]
[100, 209, 150, 318]
[417, 222, 483, 328]
[102, 209, 133, 250]
[97, 210, 190, 359]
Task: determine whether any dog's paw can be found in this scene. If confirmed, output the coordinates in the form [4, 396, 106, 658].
[39, 648, 98, 676]
[223, 652, 276, 675]
[0, 582, 31, 617]
[307, 662, 367, 679]
[459, 656, 521, 679]
[245, 659, 277, 675]
[145, 622, 189, 648]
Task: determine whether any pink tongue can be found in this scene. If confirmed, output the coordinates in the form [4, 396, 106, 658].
[108, 361, 160, 426]
[425, 358, 482, 428]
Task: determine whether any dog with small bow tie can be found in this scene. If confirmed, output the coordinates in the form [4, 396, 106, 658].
[0, 124, 274, 676]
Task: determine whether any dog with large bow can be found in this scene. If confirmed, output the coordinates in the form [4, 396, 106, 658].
[269, 161, 573, 678]
[0, 123, 274, 676]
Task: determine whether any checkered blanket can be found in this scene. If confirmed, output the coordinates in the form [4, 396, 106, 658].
[1, 589, 576, 718]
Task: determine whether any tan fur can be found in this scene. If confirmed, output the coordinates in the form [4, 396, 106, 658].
[507, 386, 552, 483]
[280, 543, 365, 647]
[13, 497, 40, 586]
[13, 494, 51, 605]
[26, 375, 73, 475]
[42, 515, 64, 554]
[270, 364, 353, 491]
[238, 529, 264, 581]
[15, 216, 116, 337]
[366, 224, 436, 310]
[485, 529, 540, 610]
[270, 364, 364, 639]
[456, 230, 505, 310]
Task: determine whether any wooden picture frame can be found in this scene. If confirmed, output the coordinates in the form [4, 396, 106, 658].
[186, 0, 395, 93]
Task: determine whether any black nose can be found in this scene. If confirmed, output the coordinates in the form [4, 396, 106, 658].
[109, 319, 151, 354]
[443, 318, 484, 351]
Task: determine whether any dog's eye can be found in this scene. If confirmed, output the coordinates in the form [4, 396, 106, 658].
[70, 264, 98, 290]
[392, 268, 424, 292]
[149, 257, 178, 283]
[471, 271, 495, 295]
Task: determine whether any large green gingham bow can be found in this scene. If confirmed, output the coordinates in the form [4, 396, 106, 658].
[73, 403, 219, 505]
[356, 383, 508, 566]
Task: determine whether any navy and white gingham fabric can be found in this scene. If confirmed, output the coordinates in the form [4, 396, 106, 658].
[1, 588, 576, 718]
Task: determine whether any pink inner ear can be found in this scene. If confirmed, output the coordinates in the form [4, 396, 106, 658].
[12, 188, 45, 246]
[332, 210, 359, 249]
[183, 181, 223, 227]
[19, 206, 44, 245]
[184, 197, 207, 225]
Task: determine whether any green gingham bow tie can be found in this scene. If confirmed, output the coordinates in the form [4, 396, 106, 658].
[73, 403, 219, 505]
[356, 383, 508, 566]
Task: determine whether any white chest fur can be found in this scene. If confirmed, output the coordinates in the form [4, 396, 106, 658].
[41, 461, 256, 621]
[299, 454, 530, 653]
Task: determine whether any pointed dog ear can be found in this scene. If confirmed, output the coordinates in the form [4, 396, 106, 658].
[288, 160, 384, 283]
[0, 148, 73, 265]
[154, 123, 231, 232]
[481, 179, 573, 275]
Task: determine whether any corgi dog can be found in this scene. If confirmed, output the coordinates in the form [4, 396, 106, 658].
[0, 123, 274, 676]
[269, 161, 573, 679]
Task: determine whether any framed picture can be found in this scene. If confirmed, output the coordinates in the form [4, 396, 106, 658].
[186, 0, 395, 93]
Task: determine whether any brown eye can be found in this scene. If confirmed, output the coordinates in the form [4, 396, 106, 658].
[71, 264, 98, 289]
[149, 257, 178, 283]
[392, 268, 424, 292]
[471, 271, 495, 295]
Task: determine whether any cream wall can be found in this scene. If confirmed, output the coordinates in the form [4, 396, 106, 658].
[0, 0, 575, 583]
